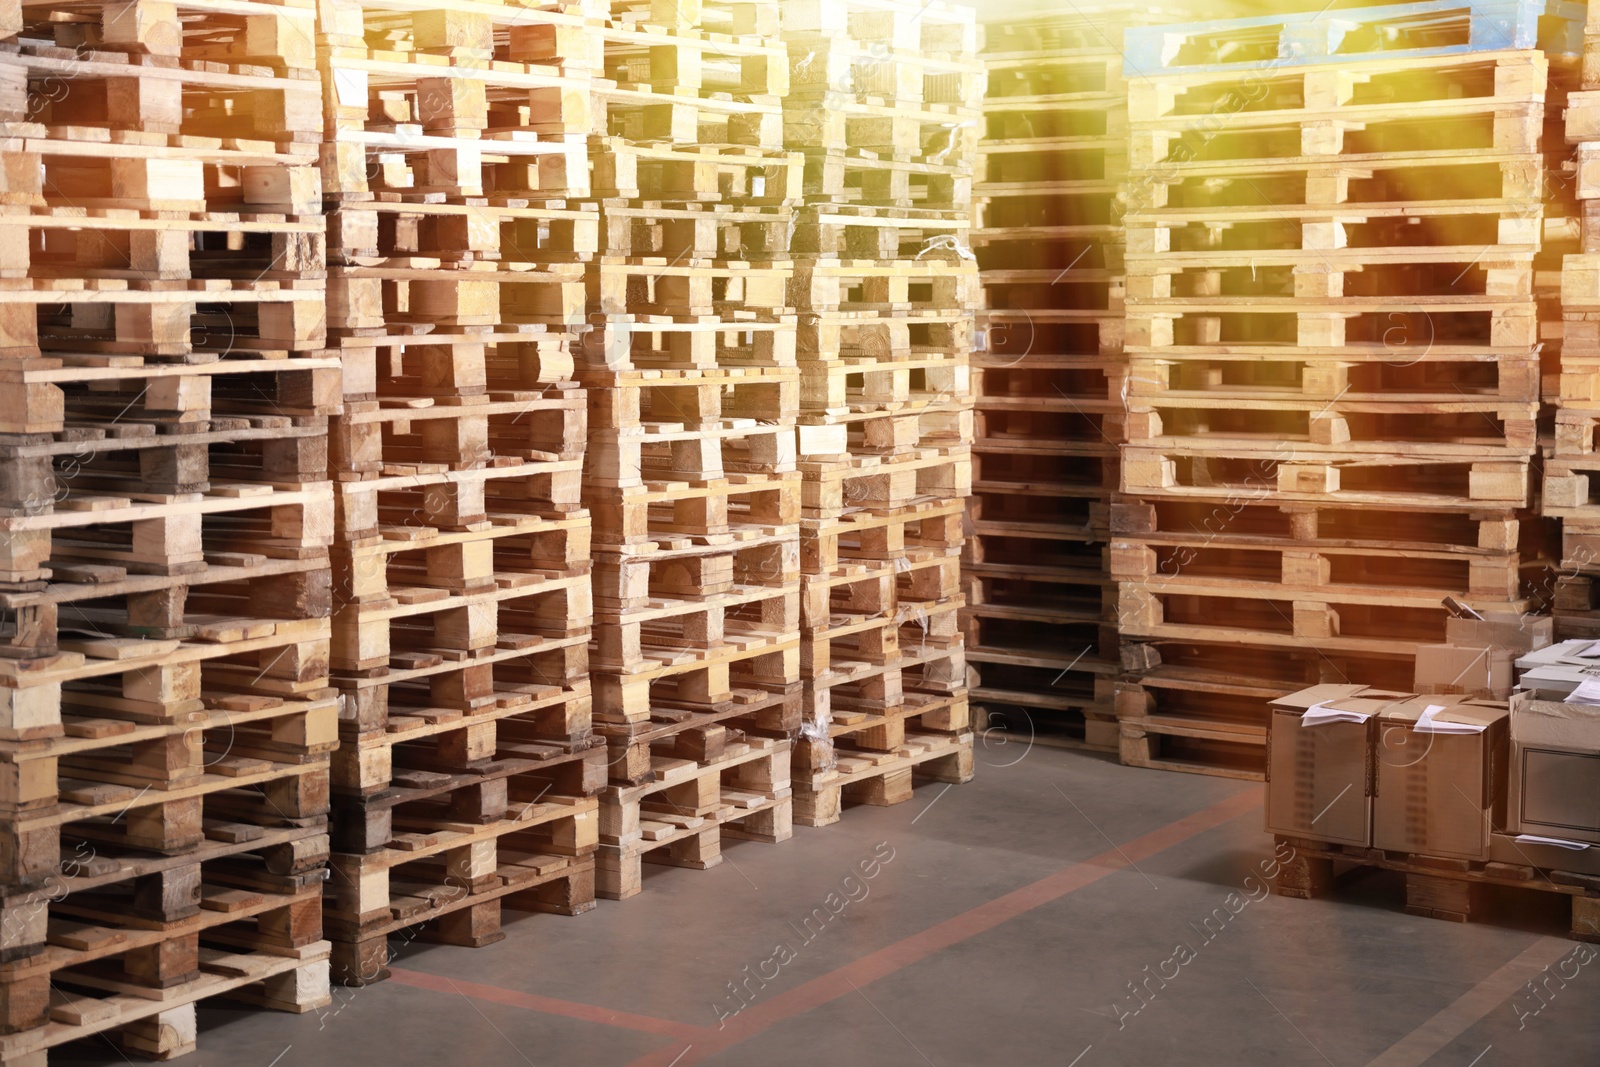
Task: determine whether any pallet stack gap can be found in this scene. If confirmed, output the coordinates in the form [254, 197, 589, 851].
[580, 0, 799, 900]
[965, 9, 1155, 752]
[314, 0, 602, 982]
[780, 0, 976, 826]
[1113, 0, 1574, 779]
[0, 0, 338, 1058]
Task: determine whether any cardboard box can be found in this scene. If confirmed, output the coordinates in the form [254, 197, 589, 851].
[1265, 684, 1400, 847]
[1507, 691, 1600, 845]
[1414, 643, 1513, 699]
[1373, 698, 1509, 861]
[1445, 613, 1552, 653]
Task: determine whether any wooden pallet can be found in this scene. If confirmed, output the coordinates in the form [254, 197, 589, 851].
[596, 735, 791, 899]
[0, 942, 330, 1061]
[594, 682, 800, 786]
[326, 794, 597, 984]
[793, 728, 971, 827]
[1120, 1, 1581, 75]
[583, 319, 796, 374]
[332, 567, 589, 673]
[789, 260, 980, 315]
[586, 471, 800, 547]
[1122, 447, 1534, 510]
[1272, 834, 1600, 942]
[792, 688, 968, 774]
[330, 672, 596, 804]
[1115, 641, 1416, 781]
[0, 840, 326, 1031]
[798, 443, 969, 516]
[591, 141, 802, 204]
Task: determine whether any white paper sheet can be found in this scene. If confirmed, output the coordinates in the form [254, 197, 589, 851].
[1300, 702, 1373, 727]
[1513, 835, 1592, 851]
[1412, 703, 1487, 735]
[1567, 677, 1600, 706]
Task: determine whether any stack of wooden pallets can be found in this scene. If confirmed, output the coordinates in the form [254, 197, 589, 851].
[314, 0, 603, 982]
[0, 0, 339, 1056]
[965, 10, 1157, 753]
[780, 0, 977, 826]
[1548, 3, 1600, 636]
[580, 0, 800, 900]
[1112, 0, 1575, 779]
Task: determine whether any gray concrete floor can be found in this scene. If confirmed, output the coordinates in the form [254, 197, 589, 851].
[56, 742, 1600, 1066]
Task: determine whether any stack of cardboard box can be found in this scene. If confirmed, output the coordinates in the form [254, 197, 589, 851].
[1267, 610, 1600, 883]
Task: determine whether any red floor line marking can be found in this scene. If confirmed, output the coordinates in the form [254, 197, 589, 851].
[387, 969, 702, 1041]
[622, 787, 1265, 1067]
[388, 788, 1261, 1064]
[1364, 936, 1576, 1067]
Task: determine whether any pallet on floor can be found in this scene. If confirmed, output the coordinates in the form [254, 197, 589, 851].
[793, 728, 971, 827]
[326, 791, 597, 985]
[1273, 835, 1600, 943]
[596, 735, 791, 899]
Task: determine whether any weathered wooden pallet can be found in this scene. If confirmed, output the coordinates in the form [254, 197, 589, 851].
[1272, 834, 1600, 942]
[797, 310, 972, 369]
[791, 203, 971, 260]
[595, 682, 801, 785]
[591, 582, 798, 674]
[2, 728, 330, 886]
[587, 470, 800, 547]
[792, 688, 968, 775]
[331, 395, 584, 487]
[591, 527, 796, 610]
[798, 442, 970, 515]
[334, 463, 585, 550]
[325, 200, 600, 268]
[591, 140, 801, 203]
[591, 627, 800, 732]
[783, 90, 981, 163]
[792, 727, 970, 827]
[977, 308, 1124, 361]
[789, 259, 980, 314]
[594, 200, 794, 263]
[969, 658, 1119, 753]
[596, 84, 785, 152]
[331, 672, 595, 802]
[603, 0, 779, 36]
[586, 416, 798, 489]
[326, 794, 597, 984]
[0, 476, 332, 576]
[331, 568, 590, 673]
[596, 735, 791, 899]
[0, 941, 331, 1061]
[1121, 446, 1534, 510]
[803, 574, 962, 664]
[0, 358, 340, 445]
[587, 260, 794, 318]
[0, 818, 327, 955]
[328, 732, 601, 850]
[799, 495, 964, 575]
[791, 149, 973, 212]
[1120, 2, 1580, 76]
[802, 551, 958, 630]
[0, 863, 326, 1034]
[1115, 641, 1413, 781]
[1115, 571, 1531, 658]
[0, 209, 325, 293]
[802, 613, 964, 723]
[582, 318, 796, 374]
[798, 353, 968, 420]
[0, 285, 327, 364]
